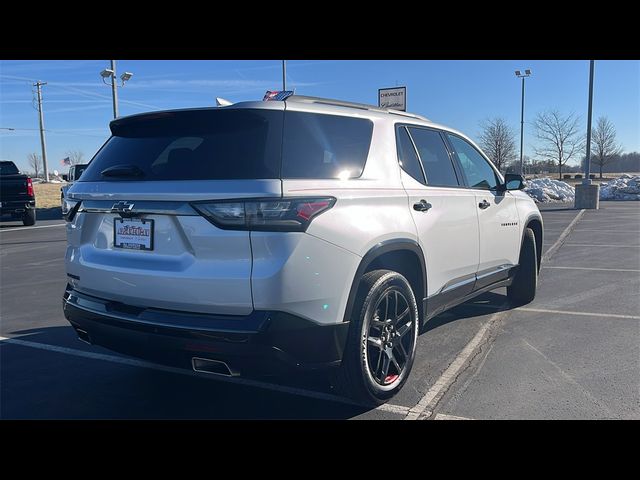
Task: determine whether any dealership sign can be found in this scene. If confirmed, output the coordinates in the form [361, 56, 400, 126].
[378, 87, 406, 111]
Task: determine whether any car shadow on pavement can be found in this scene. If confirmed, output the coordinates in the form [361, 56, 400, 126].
[0, 207, 62, 227]
[36, 207, 63, 220]
[4, 293, 514, 420]
[2, 326, 370, 420]
[422, 291, 510, 334]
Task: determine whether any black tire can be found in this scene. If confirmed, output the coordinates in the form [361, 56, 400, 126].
[22, 209, 36, 226]
[331, 269, 419, 406]
[507, 227, 537, 305]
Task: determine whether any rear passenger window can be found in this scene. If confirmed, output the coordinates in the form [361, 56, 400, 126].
[282, 112, 373, 179]
[396, 126, 425, 185]
[408, 128, 459, 187]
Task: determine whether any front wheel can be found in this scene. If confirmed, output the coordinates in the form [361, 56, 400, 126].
[331, 269, 419, 406]
[507, 227, 538, 305]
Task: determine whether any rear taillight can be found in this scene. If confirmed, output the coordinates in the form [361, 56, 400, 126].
[192, 197, 336, 232]
[26, 178, 34, 197]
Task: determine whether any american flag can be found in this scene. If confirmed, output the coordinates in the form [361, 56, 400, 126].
[263, 90, 294, 101]
[60, 157, 71, 166]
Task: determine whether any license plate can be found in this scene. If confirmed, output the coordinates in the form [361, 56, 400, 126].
[114, 218, 154, 251]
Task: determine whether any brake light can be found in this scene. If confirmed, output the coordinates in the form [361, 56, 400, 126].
[26, 178, 34, 197]
[192, 197, 336, 232]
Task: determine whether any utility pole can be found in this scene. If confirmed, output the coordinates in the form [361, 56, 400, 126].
[282, 60, 287, 91]
[34, 81, 49, 183]
[110, 60, 119, 118]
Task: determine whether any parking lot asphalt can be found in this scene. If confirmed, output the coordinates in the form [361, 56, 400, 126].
[1, 203, 638, 419]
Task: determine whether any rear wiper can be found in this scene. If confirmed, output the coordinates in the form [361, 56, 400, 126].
[101, 164, 145, 178]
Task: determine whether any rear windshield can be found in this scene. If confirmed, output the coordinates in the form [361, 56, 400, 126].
[79, 109, 373, 181]
[0, 161, 20, 175]
[80, 109, 283, 181]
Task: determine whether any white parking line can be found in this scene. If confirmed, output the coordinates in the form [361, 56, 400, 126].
[571, 229, 640, 233]
[0, 223, 65, 233]
[433, 413, 472, 420]
[403, 211, 592, 420]
[404, 310, 508, 420]
[561, 244, 640, 248]
[468, 302, 640, 320]
[516, 307, 640, 320]
[543, 266, 640, 273]
[542, 209, 585, 263]
[0, 335, 407, 415]
[376, 403, 412, 415]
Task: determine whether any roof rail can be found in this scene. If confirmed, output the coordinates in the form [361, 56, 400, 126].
[285, 95, 430, 122]
[386, 109, 431, 122]
[286, 95, 384, 112]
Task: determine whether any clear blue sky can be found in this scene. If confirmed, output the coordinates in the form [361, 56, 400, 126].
[1, 60, 638, 173]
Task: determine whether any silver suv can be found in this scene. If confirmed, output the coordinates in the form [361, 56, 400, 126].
[63, 95, 542, 405]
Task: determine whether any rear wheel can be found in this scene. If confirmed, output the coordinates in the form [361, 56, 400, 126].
[331, 269, 419, 406]
[22, 209, 36, 226]
[507, 227, 537, 305]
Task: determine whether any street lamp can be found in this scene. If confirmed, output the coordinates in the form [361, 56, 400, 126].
[99, 61, 133, 119]
[515, 69, 532, 176]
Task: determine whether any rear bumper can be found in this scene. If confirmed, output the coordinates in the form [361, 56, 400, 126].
[0, 198, 35, 215]
[62, 285, 349, 375]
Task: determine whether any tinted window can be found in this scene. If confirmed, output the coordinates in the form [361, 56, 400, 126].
[75, 165, 87, 179]
[396, 126, 425, 185]
[0, 161, 20, 175]
[408, 128, 459, 187]
[282, 112, 373, 179]
[80, 109, 283, 181]
[447, 134, 498, 190]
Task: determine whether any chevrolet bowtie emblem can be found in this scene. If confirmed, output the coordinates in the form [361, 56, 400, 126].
[111, 201, 135, 214]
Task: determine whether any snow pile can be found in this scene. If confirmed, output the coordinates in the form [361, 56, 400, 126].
[599, 174, 640, 201]
[524, 178, 575, 203]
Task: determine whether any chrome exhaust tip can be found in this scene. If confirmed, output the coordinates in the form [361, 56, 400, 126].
[192, 357, 236, 377]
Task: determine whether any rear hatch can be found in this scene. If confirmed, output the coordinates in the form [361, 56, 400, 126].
[66, 105, 284, 315]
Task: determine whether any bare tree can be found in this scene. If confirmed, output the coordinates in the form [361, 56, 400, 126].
[65, 150, 85, 165]
[478, 118, 517, 173]
[534, 111, 583, 180]
[591, 116, 622, 179]
[28, 152, 42, 178]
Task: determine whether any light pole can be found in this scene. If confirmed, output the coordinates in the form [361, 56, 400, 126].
[515, 69, 532, 176]
[100, 60, 133, 119]
[574, 60, 599, 209]
[583, 60, 595, 185]
[282, 60, 287, 91]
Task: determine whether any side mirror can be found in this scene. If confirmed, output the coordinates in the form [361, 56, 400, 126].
[62, 174, 69, 182]
[504, 173, 526, 191]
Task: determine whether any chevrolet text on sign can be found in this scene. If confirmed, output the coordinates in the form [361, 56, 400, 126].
[378, 87, 406, 111]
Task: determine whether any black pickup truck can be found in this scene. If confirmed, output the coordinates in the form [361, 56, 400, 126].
[0, 161, 36, 225]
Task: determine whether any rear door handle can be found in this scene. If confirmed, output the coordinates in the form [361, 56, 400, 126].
[479, 199, 491, 210]
[413, 199, 432, 212]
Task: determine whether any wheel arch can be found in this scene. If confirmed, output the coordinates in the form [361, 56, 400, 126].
[523, 215, 543, 272]
[343, 239, 427, 325]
